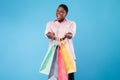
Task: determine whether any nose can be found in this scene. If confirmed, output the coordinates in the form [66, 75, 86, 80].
[60, 12, 63, 15]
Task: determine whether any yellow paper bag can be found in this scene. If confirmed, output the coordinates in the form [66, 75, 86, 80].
[60, 42, 76, 74]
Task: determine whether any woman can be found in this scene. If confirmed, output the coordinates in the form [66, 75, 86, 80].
[45, 4, 76, 80]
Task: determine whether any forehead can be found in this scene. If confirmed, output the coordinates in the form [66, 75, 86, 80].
[57, 7, 65, 11]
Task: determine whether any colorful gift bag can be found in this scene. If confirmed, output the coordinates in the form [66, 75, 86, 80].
[58, 46, 68, 80]
[39, 44, 57, 75]
[48, 46, 58, 80]
[60, 42, 76, 74]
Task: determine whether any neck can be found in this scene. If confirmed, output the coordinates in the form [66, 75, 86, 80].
[58, 18, 65, 23]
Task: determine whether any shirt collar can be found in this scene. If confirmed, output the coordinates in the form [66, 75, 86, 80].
[54, 18, 67, 23]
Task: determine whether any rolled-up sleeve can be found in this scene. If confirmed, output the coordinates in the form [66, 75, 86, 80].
[45, 22, 53, 35]
[69, 21, 76, 38]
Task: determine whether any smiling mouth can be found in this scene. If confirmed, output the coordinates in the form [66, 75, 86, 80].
[57, 14, 61, 19]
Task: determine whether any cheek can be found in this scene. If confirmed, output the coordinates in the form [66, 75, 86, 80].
[63, 12, 67, 17]
[63, 14, 66, 17]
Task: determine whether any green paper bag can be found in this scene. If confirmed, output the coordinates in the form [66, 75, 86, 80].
[48, 46, 58, 80]
[39, 44, 57, 75]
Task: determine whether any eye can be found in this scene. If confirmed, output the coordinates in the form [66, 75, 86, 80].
[60, 11, 64, 13]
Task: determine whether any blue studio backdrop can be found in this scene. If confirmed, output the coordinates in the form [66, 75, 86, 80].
[0, 0, 120, 80]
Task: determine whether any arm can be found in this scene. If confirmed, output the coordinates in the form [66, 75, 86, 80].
[60, 21, 76, 41]
[65, 32, 73, 39]
[45, 22, 56, 40]
[46, 32, 55, 40]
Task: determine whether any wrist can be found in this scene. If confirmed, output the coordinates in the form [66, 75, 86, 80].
[53, 36, 57, 40]
[66, 33, 73, 39]
[60, 36, 66, 41]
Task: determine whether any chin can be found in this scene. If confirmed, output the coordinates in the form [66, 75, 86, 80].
[57, 19, 61, 21]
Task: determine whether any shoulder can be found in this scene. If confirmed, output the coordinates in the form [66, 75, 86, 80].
[66, 19, 76, 25]
[66, 19, 76, 27]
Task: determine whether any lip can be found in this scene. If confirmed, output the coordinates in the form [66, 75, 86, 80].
[57, 14, 61, 19]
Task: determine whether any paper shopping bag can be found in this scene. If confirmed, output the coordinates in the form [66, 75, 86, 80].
[39, 44, 57, 75]
[58, 46, 68, 80]
[48, 46, 58, 80]
[60, 42, 76, 74]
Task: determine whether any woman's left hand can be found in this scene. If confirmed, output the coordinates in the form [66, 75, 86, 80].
[65, 32, 73, 39]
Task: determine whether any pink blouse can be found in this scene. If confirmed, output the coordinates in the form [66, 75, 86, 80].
[45, 19, 76, 61]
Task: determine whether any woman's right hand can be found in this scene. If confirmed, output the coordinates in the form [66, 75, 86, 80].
[46, 32, 55, 40]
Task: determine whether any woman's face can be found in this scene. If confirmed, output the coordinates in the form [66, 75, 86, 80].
[56, 7, 67, 22]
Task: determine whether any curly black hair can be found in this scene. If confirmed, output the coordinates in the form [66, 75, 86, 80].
[58, 4, 68, 14]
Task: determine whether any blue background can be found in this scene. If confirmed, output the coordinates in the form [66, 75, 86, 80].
[0, 0, 120, 80]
